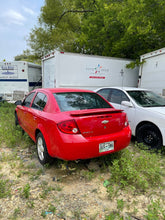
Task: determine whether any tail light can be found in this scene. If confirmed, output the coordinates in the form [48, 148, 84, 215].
[124, 115, 129, 127]
[57, 120, 80, 134]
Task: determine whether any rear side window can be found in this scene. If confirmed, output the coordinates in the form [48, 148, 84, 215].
[53, 92, 111, 112]
[109, 89, 129, 104]
[97, 89, 110, 101]
[22, 92, 35, 107]
[32, 92, 47, 111]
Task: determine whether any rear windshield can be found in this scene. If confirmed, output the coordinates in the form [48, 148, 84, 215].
[53, 92, 111, 112]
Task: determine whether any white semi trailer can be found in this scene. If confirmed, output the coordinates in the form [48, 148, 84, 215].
[0, 61, 41, 100]
[139, 47, 165, 95]
[42, 51, 139, 90]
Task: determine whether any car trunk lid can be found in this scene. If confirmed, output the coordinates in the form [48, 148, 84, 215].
[70, 108, 125, 137]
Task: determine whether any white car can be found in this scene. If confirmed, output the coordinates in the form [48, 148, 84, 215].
[96, 87, 165, 149]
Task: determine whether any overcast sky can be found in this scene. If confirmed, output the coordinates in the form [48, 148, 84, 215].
[0, 0, 45, 61]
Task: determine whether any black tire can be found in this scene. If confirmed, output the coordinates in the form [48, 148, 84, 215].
[136, 123, 162, 150]
[36, 132, 53, 165]
[15, 112, 19, 126]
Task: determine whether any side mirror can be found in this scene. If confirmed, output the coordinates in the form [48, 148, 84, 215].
[121, 101, 133, 108]
[15, 100, 22, 106]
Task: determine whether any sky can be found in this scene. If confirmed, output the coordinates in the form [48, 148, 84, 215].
[0, 0, 45, 61]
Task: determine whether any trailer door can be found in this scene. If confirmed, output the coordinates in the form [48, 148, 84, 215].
[140, 53, 165, 94]
[43, 57, 55, 88]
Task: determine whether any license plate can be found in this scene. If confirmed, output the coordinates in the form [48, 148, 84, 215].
[99, 141, 114, 153]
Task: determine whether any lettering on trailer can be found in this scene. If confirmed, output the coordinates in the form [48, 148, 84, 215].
[86, 64, 109, 79]
[0, 63, 18, 79]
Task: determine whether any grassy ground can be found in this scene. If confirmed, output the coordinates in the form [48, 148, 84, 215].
[0, 102, 165, 219]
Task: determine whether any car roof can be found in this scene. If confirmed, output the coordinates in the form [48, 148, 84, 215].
[33, 88, 94, 94]
[96, 87, 149, 92]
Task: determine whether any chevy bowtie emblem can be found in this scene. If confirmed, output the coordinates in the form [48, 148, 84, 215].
[102, 120, 109, 124]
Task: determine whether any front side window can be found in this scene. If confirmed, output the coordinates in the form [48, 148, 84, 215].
[109, 89, 129, 104]
[127, 90, 165, 107]
[32, 92, 47, 110]
[22, 92, 35, 107]
[53, 92, 111, 112]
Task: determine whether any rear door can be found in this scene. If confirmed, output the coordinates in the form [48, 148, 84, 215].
[97, 88, 136, 130]
[108, 89, 135, 130]
[43, 58, 55, 88]
[29, 92, 48, 137]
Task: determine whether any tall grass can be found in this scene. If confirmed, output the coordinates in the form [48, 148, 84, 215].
[106, 146, 163, 195]
[0, 102, 32, 148]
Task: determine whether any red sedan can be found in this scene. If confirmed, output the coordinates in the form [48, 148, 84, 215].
[15, 88, 131, 165]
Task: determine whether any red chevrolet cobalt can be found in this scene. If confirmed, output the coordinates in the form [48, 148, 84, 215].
[15, 88, 131, 164]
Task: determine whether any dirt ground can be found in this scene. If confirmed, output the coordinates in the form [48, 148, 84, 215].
[0, 144, 164, 220]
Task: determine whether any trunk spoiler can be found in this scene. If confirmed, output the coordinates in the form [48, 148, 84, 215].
[70, 108, 123, 117]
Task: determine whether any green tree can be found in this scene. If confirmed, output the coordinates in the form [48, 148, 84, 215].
[14, 49, 40, 64]
[26, 0, 165, 60]
[27, 0, 82, 58]
[107, 0, 165, 58]
[75, 0, 165, 58]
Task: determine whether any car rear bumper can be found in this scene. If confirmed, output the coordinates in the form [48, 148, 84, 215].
[48, 126, 131, 160]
